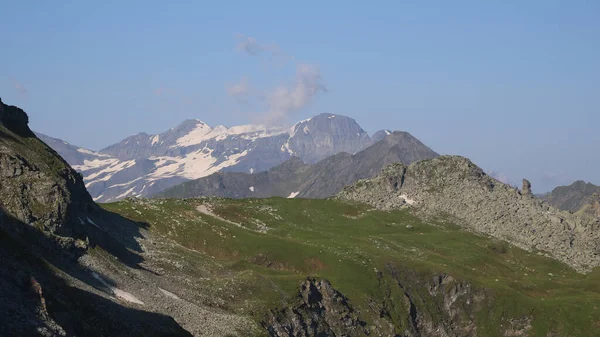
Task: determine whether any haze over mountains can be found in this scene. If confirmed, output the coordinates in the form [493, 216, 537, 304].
[35, 114, 408, 202]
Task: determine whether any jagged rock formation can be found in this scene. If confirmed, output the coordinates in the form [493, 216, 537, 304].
[265, 278, 368, 336]
[337, 156, 600, 273]
[156, 131, 439, 199]
[543, 180, 600, 213]
[521, 179, 532, 197]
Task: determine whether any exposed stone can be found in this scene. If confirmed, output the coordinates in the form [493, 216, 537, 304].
[337, 156, 600, 273]
[264, 278, 368, 336]
[521, 179, 532, 197]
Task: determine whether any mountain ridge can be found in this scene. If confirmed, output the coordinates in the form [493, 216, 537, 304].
[542, 180, 600, 213]
[37, 113, 418, 202]
[155, 131, 439, 199]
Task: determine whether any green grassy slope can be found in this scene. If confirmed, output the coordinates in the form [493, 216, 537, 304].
[103, 197, 600, 336]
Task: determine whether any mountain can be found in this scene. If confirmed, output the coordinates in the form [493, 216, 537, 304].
[40, 113, 378, 202]
[542, 180, 600, 213]
[0, 98, 193, 336]
[155, 131, 439, 199]
[6, 98, 600, 336]
[337, 156, 600, 273]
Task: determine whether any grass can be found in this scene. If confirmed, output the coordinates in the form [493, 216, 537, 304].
[103, 197, 600, 336]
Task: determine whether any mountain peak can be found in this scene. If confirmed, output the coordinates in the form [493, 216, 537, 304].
[0, 99, 31, 136]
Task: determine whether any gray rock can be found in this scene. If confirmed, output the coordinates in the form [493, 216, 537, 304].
[337, 156, 600, 273]
[542, 180, 600, 212]
[264, 278, 368, 336]
[521, 179, 533, 196]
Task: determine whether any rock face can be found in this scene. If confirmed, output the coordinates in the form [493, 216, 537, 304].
[337, 156, 600, 273]
[156, 131, 439, 199]
[543, 180, 600, 213]
[576, 193, 600, 219]
[0, 99, 93, 242]
[40, 113, 380, 202]
[521, 179, 532, 197]
[265, 278, 368, 336]
[0, 99, 194, 337]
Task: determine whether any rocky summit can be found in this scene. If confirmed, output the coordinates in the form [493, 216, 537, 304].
[337, 155, 600, 273]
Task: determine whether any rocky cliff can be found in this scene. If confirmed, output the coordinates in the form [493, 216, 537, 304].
[0, 99, 94, 247]
[337, 156, 600, 273]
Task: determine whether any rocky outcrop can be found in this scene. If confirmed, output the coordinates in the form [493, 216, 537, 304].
[0, 99, 94, 246]
[337, 156, 600, 273]
[264, 278, 368, 336]
[521, 179, 532, 197]
[0, 99, 95, 241]
[1, 100, 195, 336]
[575, 193, 600, 219]
[0, 98, 30, 136]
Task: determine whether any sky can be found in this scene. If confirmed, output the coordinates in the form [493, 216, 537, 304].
[1, 1, 599, 192]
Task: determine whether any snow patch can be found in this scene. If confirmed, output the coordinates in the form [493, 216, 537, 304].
[287, 191, 300, 198]
[385, 130, 391, 135]
[151, 135, 160, 145]
[328, 115, 336, 119]
[249, 186, 254, 192]
[249, 168, 254, 174]
[176, 122, 214, 147]
[92, 272, 144, 305]
[115, 186, 138, 200]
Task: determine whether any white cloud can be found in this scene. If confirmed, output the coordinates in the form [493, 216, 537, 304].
[263, 64, 326, 124]
[229, 36, 327, 125]
[226, 77, 250, 97]
[9, 77, 28, 99]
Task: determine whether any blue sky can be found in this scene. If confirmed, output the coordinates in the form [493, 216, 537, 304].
[1, 1, 599, 192]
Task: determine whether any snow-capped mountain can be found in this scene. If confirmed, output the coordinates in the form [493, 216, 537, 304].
[38, 113, 381, 202]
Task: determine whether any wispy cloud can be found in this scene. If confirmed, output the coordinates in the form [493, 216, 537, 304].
[226, 77, 251, 98]
[263, 64, 326, 124]
[229, 36, 327, 125]
[9, 77, 28, 100]
[236, 36, 265, 56]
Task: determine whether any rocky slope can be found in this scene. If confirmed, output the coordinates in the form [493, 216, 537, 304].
[156, 131, 439, 199]
[337, 156, 600, 273]
[542, 180, 600, 213]
[575, 193, 600, 218]
[0, 99, 263, 336]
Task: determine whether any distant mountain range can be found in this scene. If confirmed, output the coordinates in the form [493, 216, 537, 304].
[542, 180, 600, 214]
[156, 131, 439, 199]
[36, 114, 395, 202]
